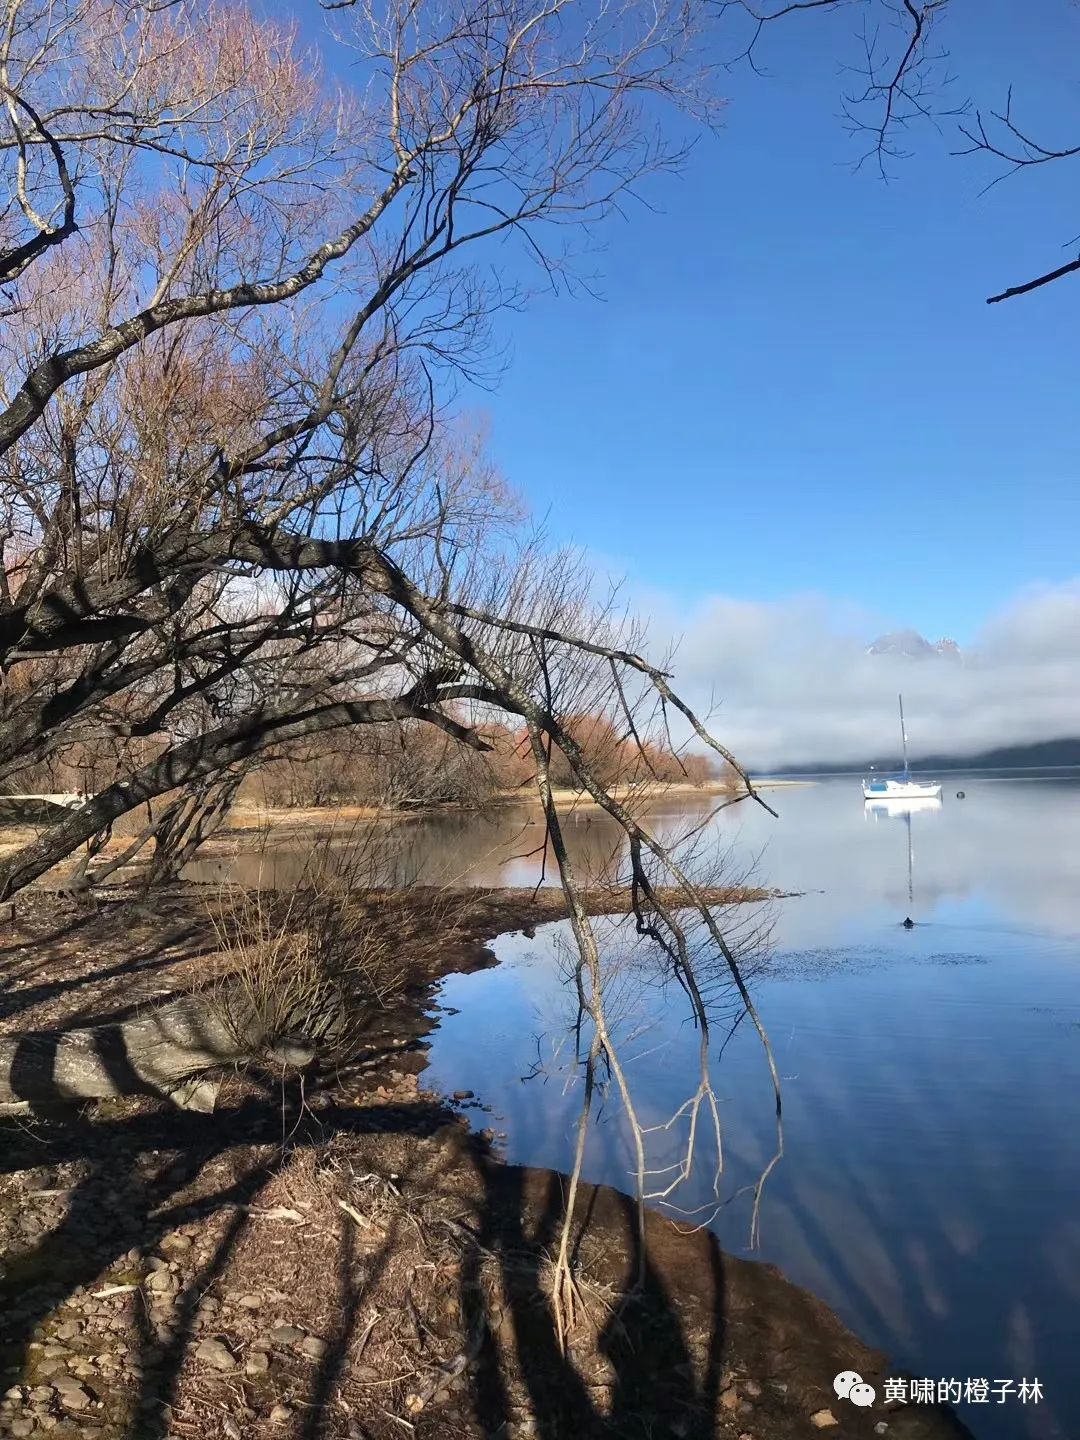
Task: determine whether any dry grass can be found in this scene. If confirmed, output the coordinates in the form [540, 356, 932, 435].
[203, 825, 468, 1070]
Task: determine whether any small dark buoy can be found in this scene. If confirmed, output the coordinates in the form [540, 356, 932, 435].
[956, 790, 965, 799]
[902, 916, 915, 929]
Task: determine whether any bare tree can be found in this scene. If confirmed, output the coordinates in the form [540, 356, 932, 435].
[0, 0, 722, 864]
[717, 0, 1080, 303]
[0, 0, 790, 1306]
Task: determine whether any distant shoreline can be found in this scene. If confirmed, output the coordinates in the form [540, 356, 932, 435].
[764, 764, 1080, 780]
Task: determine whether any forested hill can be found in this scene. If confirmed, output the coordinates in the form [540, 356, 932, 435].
[769, 737, 1080, 776]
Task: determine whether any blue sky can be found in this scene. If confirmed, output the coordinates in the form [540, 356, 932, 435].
[441, 0, 1080, 646]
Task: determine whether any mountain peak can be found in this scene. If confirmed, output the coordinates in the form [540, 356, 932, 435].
[867, 630, 962, 661]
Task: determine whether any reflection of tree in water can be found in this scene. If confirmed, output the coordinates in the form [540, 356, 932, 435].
[188, 796, 748, 893]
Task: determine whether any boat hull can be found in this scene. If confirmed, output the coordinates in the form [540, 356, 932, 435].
[862, 780, 942, 800]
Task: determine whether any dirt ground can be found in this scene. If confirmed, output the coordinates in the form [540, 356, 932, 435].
[0, 888, 972, 1440]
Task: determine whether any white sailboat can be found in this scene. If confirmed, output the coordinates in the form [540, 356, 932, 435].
[862, 695, 943, 801]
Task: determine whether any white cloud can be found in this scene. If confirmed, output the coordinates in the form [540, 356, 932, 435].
[644, 580, 1080, 771]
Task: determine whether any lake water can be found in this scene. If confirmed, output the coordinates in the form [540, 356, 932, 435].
[414, 778, 1080, 1440]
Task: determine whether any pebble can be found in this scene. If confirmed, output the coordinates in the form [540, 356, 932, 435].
[8, 1419, 35, 1437]
[298, 1336, 328, 1360]
[268, 1325, 305, 1346]
[810, 1411, 839, 1429]
[53, 1322, 80, 1342]
[160, 1234, 193, 1256]
[720, 1387, 740, 1411]
[874, 1426, 890, 1435]
[269, 1404, 293, 1425]
[194, 1338, 236, 1372]
[244, 1352, 270, 1377]
[742, 1380, 763, 1399]
[28, 1388, 54, 1406]
[236, 1294, 262, 1311]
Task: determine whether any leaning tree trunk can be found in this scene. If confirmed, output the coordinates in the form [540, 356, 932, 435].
[0, 991, 315, 1113]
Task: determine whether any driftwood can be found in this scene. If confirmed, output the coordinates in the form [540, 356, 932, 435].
[0, 991, 315, 1113]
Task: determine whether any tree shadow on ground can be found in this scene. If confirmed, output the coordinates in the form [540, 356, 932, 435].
[463, 1163, 728, 1440]
[0, 1081, 734, 1440]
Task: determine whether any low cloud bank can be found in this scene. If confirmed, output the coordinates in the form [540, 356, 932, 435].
[653, 580, 1080, 772]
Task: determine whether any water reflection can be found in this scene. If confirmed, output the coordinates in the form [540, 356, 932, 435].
[422, 778, 1080, 1440]
[864, 795, 942, 906]
[190, 776, 1080, 940]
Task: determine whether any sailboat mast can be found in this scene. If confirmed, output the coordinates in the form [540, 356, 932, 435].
[898, 693, 910, 778]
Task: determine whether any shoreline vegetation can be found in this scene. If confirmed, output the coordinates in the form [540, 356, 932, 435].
[0, 880, 971, 1440]
[0, 778, 814, 865]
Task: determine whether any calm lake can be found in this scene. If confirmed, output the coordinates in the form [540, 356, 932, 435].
[410, 777, 1080, 1440]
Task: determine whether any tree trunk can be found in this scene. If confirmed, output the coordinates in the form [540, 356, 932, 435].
[0, 991, 314, 1111]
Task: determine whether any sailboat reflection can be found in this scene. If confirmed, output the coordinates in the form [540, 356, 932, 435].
[864, 794, 943, 906]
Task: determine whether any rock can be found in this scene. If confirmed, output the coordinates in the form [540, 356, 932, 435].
[3, 1388, 23, 1402]
[194, 1338, 236, 1372]
[34, 1360, 67, 1381]
[53, 1322, 80, 1342]
[720, 1387, 740, 1411]
[742, 1380, 763, 1399]
[159, 1234, 193, 1256]
[145, 1270, 178, 1294]
[244, 1352, 270, 1377]
[145, 1256, 170, 1272]
[452, 1090, 473, 1101]
[268, 1325, 305, 1346]
[810, 1411, 839, 1429]
[269, 1405, 293, 1425]
[53, 1378, 93, 1412]
[298, 1336, 328, 1360]
[236, 1294, 262, 1311]
[874, 1426, 889, 1435]
[9, 1419, 35, 1437]
[28, 1388, 54, 1406]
